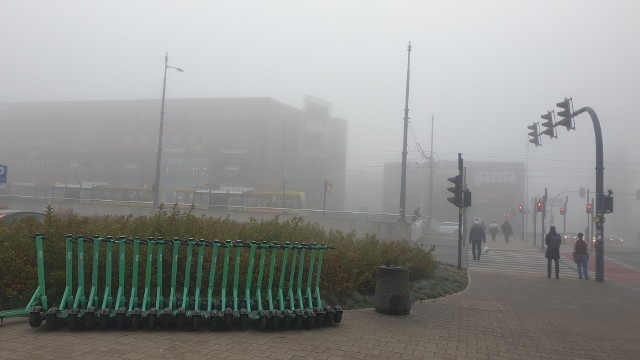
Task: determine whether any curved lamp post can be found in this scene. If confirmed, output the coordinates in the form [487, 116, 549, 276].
[152, 52, 183, 209]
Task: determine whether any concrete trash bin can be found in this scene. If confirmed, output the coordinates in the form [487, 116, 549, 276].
[374, 265, 411, 315]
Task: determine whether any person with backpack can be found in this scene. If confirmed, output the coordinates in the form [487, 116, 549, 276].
[545, 226, 562, 279]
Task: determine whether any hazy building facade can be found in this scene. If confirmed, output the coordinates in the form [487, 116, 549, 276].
[383, 160, 526, 224]
[0, 96, 346, 211]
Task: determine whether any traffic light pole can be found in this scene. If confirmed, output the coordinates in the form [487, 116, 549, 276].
[456, 153, 463, 270]
[563, 198, 567, 240]
[532, 199, 537, 246]
[572, 107, 605, 282]
[541, 188, 547, 250]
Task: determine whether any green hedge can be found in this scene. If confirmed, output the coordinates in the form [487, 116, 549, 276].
[0, 205, 437, 310]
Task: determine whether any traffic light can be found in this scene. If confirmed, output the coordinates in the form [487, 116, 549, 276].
[518, 204, 523, 213]
[463, 188, 472, 207]
[527, 122, 540, 147]
[447, 175, 462, 207]
[540, 111, 555, 138]
[555, 97, 574, 131]
[586, 203, 593, 214]
[536, 199, 543, 212]
[560, 207, 566, 215]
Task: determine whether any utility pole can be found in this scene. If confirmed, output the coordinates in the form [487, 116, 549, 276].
[541, 188, 547, 250]
[563, 195, 568, 237]
[399, 42, 411, 222]
[282, 122, 286, 212]
[532, 198, 537, 246]
[426, 115, 434, 229]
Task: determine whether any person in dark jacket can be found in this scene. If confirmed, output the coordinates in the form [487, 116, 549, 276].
[501, 220, 513, 244]
[469, 220, 486, 261]
[545, 226, 562, 279]
[573, 232, 590, 280]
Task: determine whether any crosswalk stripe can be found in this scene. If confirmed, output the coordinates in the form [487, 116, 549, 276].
[468, 248, 578, 277]
[605, 256, 640, 272]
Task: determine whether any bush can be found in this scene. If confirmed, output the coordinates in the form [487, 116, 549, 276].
[0, 206, 438, 310]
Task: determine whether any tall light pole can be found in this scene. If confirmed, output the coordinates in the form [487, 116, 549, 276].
[399, 42, 411, 222]
[153, 52, 183, 209]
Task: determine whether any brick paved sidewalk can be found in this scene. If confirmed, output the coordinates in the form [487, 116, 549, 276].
[1, 269, 639, 359]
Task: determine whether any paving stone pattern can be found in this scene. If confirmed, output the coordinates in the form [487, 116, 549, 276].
[1, 257, 639, 359]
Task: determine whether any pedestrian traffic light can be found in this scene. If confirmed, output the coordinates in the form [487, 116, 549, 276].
[560, 207, 566, 215]
[527, 122, 540, 147]
[463, 188, 472, 207]
[540, 111, 555, 138]
[555, 97, 574, 131]
[536, 199, 543, 212]
[447, 175, 462, 207]
[518, 204, 523, 213]
[586, 203, 593, 214]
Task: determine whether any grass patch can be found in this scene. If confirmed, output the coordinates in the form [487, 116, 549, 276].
[333, 263, 468, 310]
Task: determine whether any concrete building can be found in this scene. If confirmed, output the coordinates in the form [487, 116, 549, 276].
[383, 160, 526, 226]
[0, 96, 347, 211]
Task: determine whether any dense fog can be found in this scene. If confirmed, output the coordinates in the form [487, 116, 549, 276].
[1, 0, 639, 242]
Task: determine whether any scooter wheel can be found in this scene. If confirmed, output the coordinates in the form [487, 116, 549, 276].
[29, 312, 42, 328]
[208, 315, 219, 331]
[175, 314, 185, 330]
[130, 314, 141, 330]
[45, 313, 58, 330]
[294, 314, 304, 330]
[67, 314, 78, 330]
[239, 314, 249, 330]
[147, 315, 157, 330]
[115, 313, 126, 330]
[224, 313, 233, 329]
[192, 315, 202, 331]
[257, 315, 268, 331]
[304, 311, 315, 330]
[84, 313, 94, 330]
[100, 315, 110, 330]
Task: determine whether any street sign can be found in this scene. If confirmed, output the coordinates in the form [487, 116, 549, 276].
[0, 164, 6, 190]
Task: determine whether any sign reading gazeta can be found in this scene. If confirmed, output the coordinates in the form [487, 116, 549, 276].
[0, 164, 7, 190]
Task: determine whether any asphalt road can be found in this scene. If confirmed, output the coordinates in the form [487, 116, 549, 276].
[605, 246, 640, 268]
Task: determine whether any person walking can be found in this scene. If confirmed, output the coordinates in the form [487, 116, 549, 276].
[469, 220, 486, 261]
[545, 226, 562, 279]
[573, 232, 590, 280]
[488, 221, 499, 242]
[501, 219, 513, 244]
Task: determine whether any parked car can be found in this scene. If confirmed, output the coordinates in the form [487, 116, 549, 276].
[0, 210, 45, 224]
[604, 234, 624, 246]
[590, 234, 624, 246]
[563, 233, 578, 243]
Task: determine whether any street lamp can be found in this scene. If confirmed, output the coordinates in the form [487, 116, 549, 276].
[152, 52, 183, 209]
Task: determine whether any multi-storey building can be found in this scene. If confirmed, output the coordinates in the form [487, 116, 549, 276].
[0, 96, 347, 211]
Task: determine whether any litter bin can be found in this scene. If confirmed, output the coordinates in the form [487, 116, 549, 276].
[374, 265, 410, 315]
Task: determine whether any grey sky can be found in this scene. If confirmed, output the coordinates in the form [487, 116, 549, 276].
[1, 0, 639, 219]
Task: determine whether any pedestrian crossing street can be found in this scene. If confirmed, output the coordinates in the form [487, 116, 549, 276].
[468, 248, 579, 278]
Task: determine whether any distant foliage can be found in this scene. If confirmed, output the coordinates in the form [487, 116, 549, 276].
[0, 205, 437, 310]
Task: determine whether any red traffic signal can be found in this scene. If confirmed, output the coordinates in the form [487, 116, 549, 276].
[536, 199, 543, 212]
[560, 207, 566, 215]
[518, 204, 523, 213]
[586, 203, 593, 214]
